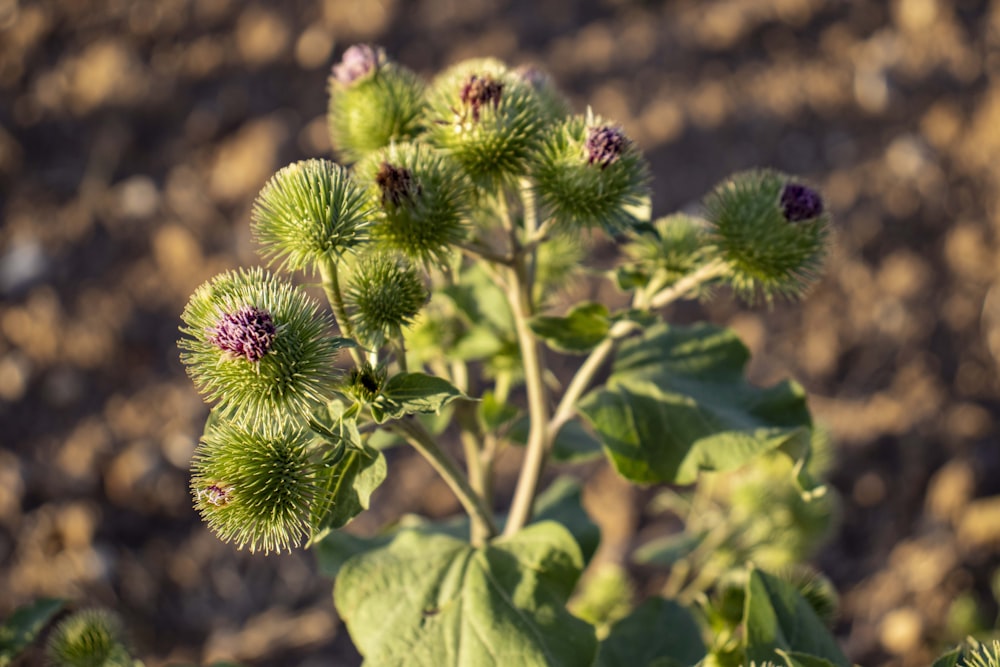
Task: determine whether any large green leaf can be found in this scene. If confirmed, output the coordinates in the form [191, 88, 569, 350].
[930, 646, 961, 667]
[578, 323, 819, 493]
[0, 598, 64, 666]
[314, 476, 600, 577]
[530, 302, 610, 354]
[307, 402, 387, 543]
[596, 597, 705, 667]
[334, 521, 597, 667]
[744, 568, 849, 667]
[370, 372, 465, 423]
[777, 650, 841, 667]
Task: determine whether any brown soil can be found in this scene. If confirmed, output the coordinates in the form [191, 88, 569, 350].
[2, 0, 998, 665]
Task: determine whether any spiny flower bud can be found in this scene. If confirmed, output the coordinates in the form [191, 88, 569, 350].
[703, 169, 829, 302]
[179, 268, 345, 425]
[332, 43, 385, 86]
[532, 112, 650, 231]
[459, 74, 504, 122]
[348, 362, 387, 403]
[622, 214, 711, 289]
[208, 305, 276, 363]
[375, 161, 420, 208]
[426, 58, 546, 189]
[780, 182, 824, 222]
[328, 45, 426, 162]
[46, 609, 131, 667]
[191, 418, 325, 554]
[585, 124, 628, 168]
[345, 252, 428, 347]
[252, 159, 370, 272]
[355, 142, 471, 266]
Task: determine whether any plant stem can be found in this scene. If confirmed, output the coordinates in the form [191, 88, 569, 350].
[646, 259, 727, 310]
[392, 417, 498, 545]
[549, 259, 728, 439]
[502, 246, 551, 539]
[318, 255, 362, 367]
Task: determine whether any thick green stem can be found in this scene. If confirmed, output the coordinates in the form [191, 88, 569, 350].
[318, 255, 362, 367]
[502, 248, 551, 539]
[392, 418, 498, 545]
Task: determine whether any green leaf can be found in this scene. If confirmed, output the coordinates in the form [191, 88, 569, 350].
[0, 598, 64, 666]
[530, 303, 610, 354]
[533, 476, 600, 564]
[370, 372, 465, 423]
[334, 521, 597, 666]
[631, 531, 705, 566]
[508, 417, 604, 463]
[306, 402, 388, 542]
[596, 597, 706, 667]
[478, 390, 519, 431]
[777, 650, 841, 667]
[744, 567, 849, 667]
[578, 323, 819, 493]
[930, 646, 961, 667]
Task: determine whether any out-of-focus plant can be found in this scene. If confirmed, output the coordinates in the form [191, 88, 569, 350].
[169, 44, 851, 666]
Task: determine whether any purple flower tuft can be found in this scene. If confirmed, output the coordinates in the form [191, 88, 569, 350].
[208, 305, 277, 363]
[332, 44, 385, 86]
[201, 483, 233, 507]
[375, 162, 420, 208]
[780, 182, 824, 222]
[585, 125, 628, 169]
[459, 74, 504, 122]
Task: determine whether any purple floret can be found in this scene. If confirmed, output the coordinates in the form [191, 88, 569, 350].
[375, 161, 420, 208]
[208, 305, 277, 363]
[780, 182, 824, 222]
[332, 44, 385, 85]
[585, 125, 628, 169]
[460, 74, 504, 122]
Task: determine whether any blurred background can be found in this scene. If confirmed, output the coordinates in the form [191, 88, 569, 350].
[1, 0, 998, 664]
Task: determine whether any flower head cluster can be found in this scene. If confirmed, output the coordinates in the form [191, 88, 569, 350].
[704, 170, 829, 301]
[179, 268, 343, 425]
[459, 74, 504, 122]
[332, 44, 386, 86]
[585, 124, 628, 169]
[208, 305, 277, 363]
[346, 253, 427, 346]
[46, 609, 131, 667]
[191, 419, 325, 554]
[780, 182, 824, 222]
[375, 161, 420, 208]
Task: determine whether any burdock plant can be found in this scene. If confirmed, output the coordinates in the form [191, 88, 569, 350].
[170, 45, 854, 667]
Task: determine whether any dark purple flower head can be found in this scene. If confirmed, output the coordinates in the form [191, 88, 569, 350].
[375, 161, 420, 208]
[780, 182, 824, 222]
[585, 125, 628, 169]
[459, 74, 504, 122]
[332, 44, 386, 86]
[208, 305, 277, 363]
[201, 483, 233, 507]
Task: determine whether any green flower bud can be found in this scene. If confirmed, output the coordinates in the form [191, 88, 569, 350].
[354, 142, 471, 266]
[46, 609, 131, 667]
[622, 214, 711, 288]
[179, 268, 344, 425]
[348, 361, 387, 403]
[532, 112, 650, 231]
[252, 159, 370, 272]
[328, 45, 426, 162]
[426, 58, 546, 190]
[703, 169, 829, 301]
[191, 418, 323, 553]
[964, 640, 1000, 667]
[345, 252, 427, 347]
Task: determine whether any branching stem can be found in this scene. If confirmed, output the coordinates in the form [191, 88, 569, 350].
[318, 255, 363, 367]
[392, 417, 498, 545]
